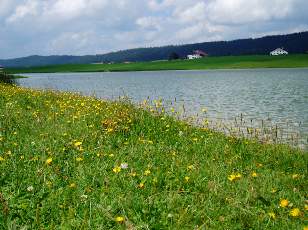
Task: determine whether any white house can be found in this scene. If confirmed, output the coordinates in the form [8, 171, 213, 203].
[187, 54, 202, 60]
[187, 50, 208, 59]
[270, 48, 288, 56]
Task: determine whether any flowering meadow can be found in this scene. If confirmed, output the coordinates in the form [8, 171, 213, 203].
[0, 84, 307, 229]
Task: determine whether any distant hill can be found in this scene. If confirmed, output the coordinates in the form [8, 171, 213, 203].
[1, 31, 308, 68]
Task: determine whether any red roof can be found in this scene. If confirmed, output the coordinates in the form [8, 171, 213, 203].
[194, 50, 208, 56]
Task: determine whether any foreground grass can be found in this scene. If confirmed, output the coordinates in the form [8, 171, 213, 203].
[0, 84, 307, 229]
[7, 54, 308, 73]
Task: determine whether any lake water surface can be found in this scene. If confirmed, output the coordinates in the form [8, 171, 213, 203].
[17, 68, 308, 148]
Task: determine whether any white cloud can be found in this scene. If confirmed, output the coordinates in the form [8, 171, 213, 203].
[7, 0, 39, 23]
[0, 0, 308, 59]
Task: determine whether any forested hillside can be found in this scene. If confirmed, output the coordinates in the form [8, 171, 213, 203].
[1, 31, 307, 67]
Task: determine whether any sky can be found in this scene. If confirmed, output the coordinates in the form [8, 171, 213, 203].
[0, 0, 308, 59]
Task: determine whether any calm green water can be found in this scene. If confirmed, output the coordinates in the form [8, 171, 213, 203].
[18, 68, 308, 148]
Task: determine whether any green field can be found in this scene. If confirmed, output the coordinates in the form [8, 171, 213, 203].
[8, 54, 308, 73]
[0, 84, 307, 229]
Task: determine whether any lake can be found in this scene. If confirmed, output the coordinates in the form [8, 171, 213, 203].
[17, 68, 308, 149]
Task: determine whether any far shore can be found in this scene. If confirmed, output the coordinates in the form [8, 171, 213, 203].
[6, 54, 308, 74]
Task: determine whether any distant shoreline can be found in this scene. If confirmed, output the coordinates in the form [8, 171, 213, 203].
[7, 54, 308, 74]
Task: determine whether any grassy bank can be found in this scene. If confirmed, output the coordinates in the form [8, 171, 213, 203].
[0, 84, 307, 229]
[7, 54, 308, 73]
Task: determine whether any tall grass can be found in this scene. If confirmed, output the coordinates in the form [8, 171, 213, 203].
[0, 84, 307, 229]
[0, 72, 16, 84]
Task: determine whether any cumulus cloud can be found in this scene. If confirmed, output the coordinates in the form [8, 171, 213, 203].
[0, 0, 307, 59]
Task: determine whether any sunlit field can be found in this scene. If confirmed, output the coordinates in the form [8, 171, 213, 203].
[0, 83, 307, 229]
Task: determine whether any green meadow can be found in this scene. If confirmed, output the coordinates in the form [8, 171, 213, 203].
[0, 83, 307, 229]
[7, 54, 308, 73]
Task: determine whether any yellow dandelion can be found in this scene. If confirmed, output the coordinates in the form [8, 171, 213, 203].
[192, 137, 198, 142]
[107, 128, 114, 133]
[115, 216, 125, 223]
[144, 169, 151, 176]
[0, 156, 5, 162]
[74, 141, 82, 147]
[251, 172, 258, 178]
[304, 227, 308, 230]
[184, 176, 190, 182]
[228, 173, 242, 182]
[69, 183, 76, 188]
[46, 158, 53, 165]
[187, 165, 194, 171]
[290, 208, 301, 217]
[305, 204, 308, 211]
[280, 199, 289, 208]
[76, 157, 83, 162]
[138, 182, 145, 189]
[292, 174, 300, 179]
[113, 166, 121, 173]
[268, 212, 276, 220]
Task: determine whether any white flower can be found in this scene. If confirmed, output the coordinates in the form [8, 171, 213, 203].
[120, 163, 128, 169]
[27, 186, 34, 192]
[80, 194, 88, 200]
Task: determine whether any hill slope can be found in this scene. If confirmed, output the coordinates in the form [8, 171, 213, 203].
[1, 31, 308, 68]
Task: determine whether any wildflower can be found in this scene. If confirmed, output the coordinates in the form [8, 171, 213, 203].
[279, 199, 289, 208]
[305, 204, 308, 211]
[138, 182, 145, 189]
[184, 176, 190, 182]
[203, 119, 209, 125]
[120, 163, 128, 169]
[256, 163, 263, 168]
[187, 165, 194, 171]
[202, 108, 208, 113]
[304, 226, 308, 230]
[251, 172, 258, 178]
[271, 188, 277, 193]
[0, 156, 5, 162]
[69, 183, 76, 188]
[113, 166, 121, 173]
[192, 137, 198, 142]
[292, 174, 300, 179]
[27, 186, 34, 192]
[130, 172, 137, 177]
[228, 173, 242, 182]
[107, 128, 114, 133]
[46, 158, 53, 165]
[115, 216, 125, 223]
[268, 212, 276, 220]
[74, 141, 82, 147]
[80, 194, 88, 200]
[76, 157, 83, 162]
[144, 170, 151, 176]
[290, 208, 301, 217]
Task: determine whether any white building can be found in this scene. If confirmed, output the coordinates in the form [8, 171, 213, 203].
[187, 54, 202, 60]
[270, 48, 288, 56]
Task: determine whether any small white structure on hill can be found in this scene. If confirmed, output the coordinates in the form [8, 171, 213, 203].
[270, 48, 288, 56]
[187, 50, 208, 60]
[187, 54, 202, 59]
